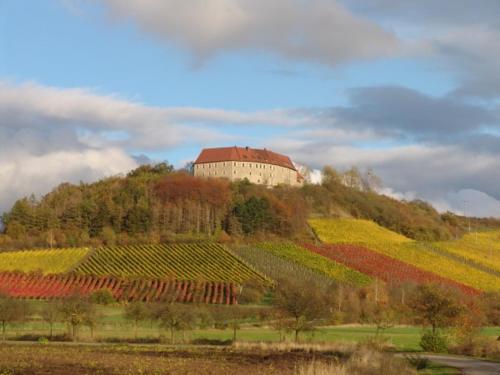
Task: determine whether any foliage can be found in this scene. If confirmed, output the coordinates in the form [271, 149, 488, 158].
[434, 230, 500, 272]
[0, 166, 309, 248]
[419, 331, 448, 353]
[58, 294, 95, 341]
[0, 248, 90, 274]
[89, 289, 115, 305]
[256, 242, 371, 286]
[74, 243, 267, 284]
[0, 271, 239, 304]
[409, 285, 463, 335]
[304, 243, 479, 295]
[310, 218, 500, 292]
[309, 218, 412, 246]
[305, 168, 500, 241]
[124, 302, 150, 339]
[153, 303, 196, 343]
[0, 295, 31, 340]
[231, 244, 337, 289]
[274, 279, 332, 342]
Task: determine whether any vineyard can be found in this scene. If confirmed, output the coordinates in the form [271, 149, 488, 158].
[74, 243, 267, 284]
[0, 272, 237, 304]
[252, 243, 371, 286]
[0, 248, 90, 275]
[308, 218, 500, 292]
[309, 218, 412, 246]
[233, 245, 343, 288]
[303, 244, 479, 296]
[434, 231, 500, 272]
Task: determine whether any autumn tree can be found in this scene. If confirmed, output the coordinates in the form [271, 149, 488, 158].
[409, 285, 463, 335]
[41, 300, 61, 339]
[154, 303, 195, 344]
[274, 279, 331, 342]
[124, 302, 150, 339]
[0, 295, 31, 341]
[59, 294, 96, 341]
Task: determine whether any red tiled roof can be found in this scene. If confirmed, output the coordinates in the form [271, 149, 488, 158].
[195, 146, 297, 171]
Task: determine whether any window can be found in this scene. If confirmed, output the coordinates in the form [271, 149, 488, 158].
[242, 163, 245, 167]
[234, 162, 236, 166]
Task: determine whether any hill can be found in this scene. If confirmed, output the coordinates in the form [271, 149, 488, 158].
[0, 248, 90, 274]
[74, 243, 267, 284]
[2, 163, 500, 250]
[309, 218, 500, 292]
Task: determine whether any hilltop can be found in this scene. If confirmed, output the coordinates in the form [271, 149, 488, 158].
[1, 163, 500, 249]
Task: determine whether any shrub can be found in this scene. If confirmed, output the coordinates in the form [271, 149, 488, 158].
[419, 332, 448, 352]
[405, 354, 429, 370]
[89, 289, 115, 305]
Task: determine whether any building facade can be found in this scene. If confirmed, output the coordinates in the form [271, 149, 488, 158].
[193, 146, 303, 187]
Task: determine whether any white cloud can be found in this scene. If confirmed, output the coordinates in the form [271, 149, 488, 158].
[96, 0, 399, 65]
[0, 149, 137, 213]
[2, 80, 500, 218]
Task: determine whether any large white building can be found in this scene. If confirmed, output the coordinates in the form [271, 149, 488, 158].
[193, 146, 303, 187]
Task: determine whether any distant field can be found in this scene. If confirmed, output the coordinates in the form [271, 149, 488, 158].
[309, 218, 500, 292]
[74, 243, 267, 284]
[0, 248, 90, 274]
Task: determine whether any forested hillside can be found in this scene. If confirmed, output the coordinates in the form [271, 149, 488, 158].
[1, 163, 499, 249]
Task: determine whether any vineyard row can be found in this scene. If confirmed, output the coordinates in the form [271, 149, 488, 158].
[0, 272, 238, 304]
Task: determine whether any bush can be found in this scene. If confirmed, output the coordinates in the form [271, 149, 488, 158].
[405, 354, 429, 370]
[89, 289, 115, 305]
[419, 332, 448, 352]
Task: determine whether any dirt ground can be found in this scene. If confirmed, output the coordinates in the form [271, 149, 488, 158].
[0, 343, 343, 375]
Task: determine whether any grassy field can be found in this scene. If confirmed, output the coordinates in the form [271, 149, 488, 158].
[5, 302, 499, 352]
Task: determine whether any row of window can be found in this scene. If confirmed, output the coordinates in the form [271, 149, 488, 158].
[197, 162, 279, 170]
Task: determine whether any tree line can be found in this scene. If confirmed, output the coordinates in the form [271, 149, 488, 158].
[1, 162, 500, 249]
[0, 279, 498, 356]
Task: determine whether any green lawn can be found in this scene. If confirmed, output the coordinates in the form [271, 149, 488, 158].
[5, 301, 498, 352]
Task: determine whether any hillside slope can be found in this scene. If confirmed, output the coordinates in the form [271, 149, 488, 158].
[0, 248, 90, 275]
[309, 218, 500, 292]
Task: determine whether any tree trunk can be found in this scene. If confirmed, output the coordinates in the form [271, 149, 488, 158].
[170, 327, 174, 344]
[295, 329, 299, 343]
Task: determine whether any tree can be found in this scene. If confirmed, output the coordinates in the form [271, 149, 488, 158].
[154, 303, 195, 344]
[274, 279, 331, 342]
[124, 302, 150, 339]
[0, 295, 31, 341]
[59, 294, 95, 341]
[41, 300, 61, 339]
[233, 197, 274, 234]
[409, 285, 463, 336]
[211, 305, 248, 343]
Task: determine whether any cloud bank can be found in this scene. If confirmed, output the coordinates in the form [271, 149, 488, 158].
[2, 80, 500, 217]
[97, 0, 399, 65]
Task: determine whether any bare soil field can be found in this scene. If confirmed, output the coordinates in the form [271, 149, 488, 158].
[0, 343, 344, 375]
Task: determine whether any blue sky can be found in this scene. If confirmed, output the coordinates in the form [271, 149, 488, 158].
[2, 0, 500, 217]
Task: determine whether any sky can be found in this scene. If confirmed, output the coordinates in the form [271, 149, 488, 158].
[1, 0, 500, 217]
